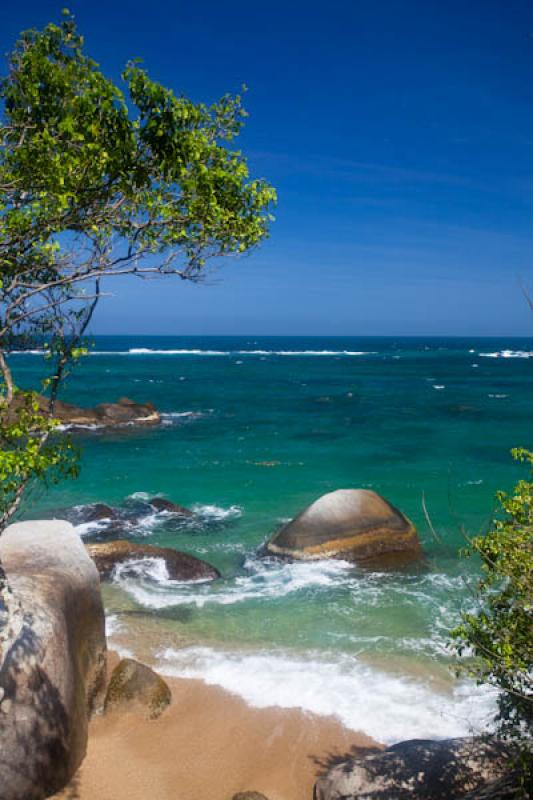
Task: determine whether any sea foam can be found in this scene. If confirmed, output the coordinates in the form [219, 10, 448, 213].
[155, 645, 497, 744]
[479, 350, 533, 359]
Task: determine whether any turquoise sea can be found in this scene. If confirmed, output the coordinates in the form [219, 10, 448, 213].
[12, 336, 533, 743]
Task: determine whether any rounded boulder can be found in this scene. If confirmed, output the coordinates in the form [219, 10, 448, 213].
[104, 658, 171, 719]
[265, 489, 420, 566]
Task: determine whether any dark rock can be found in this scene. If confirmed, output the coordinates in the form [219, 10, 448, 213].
[265, 489, 421, 566]
[78, 503, 119, 522]
[9, 393, 160, 430]
[148, 497, 194, 516]
[86, 540, 220, 581]
[313, 737, 512, 800]
[0, 520, 106, 800]
[104, 658, 171, 719]
[232, 794, 270, 800]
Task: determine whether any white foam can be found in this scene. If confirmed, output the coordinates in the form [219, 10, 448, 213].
[432, 385, 445, 390]
[191, 504, 243, 522]
[155, 645, 497, 744]
[128, 348, 228, 355]
[160, 410, 211, 426]
[56, 422, 106, 432]
[70, 348, 378, 357]
[113, 557, 212, 585]
[114, 555, 351, 609]
[479, 350, 533, 359]
[74, 518, 114, 537]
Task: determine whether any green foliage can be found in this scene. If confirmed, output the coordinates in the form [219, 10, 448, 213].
[452, 448, 533, 789]
[0, 389, 78, 525]
[0, 11, 276, 293]
[0, 13, 275, 531]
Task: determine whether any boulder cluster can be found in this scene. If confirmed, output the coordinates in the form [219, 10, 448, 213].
[8, 393, 161, 430]
[0, 493, 515, 800]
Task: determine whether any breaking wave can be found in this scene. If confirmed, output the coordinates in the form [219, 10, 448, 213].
[154, 645, 497, 744]
[479, 350, 533, 359]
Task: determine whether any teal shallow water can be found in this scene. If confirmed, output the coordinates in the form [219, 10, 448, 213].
[12, 336, 533, 742]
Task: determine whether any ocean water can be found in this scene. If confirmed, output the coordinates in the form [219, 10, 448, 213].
[11, 336, 533, 743]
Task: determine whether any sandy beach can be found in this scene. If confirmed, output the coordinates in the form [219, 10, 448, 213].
[52, 671, 378, 800]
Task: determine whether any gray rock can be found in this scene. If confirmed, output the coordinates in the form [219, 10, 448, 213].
[0, 520, 106, 800]
[104, 658, 171, 719]
[266, 489, 421, 566]
[313, 737, 512, 800]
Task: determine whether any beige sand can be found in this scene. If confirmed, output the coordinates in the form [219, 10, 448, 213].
[53, 674, 378, 800]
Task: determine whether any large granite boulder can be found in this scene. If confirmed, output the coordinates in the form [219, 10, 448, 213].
[313, 737, 512, 800]
[265, 489, 421, 565]
[86, 540, 221, 581]
[9, 393, 160, 430]
[0, 520, 106, 800]
[104, 658, 171, 719]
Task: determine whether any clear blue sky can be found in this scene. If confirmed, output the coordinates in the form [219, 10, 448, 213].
[3, 1, 533, 336]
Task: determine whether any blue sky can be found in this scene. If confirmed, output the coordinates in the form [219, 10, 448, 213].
[3, 0, 533, 335]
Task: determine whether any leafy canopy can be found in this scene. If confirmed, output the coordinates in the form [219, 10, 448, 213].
[0, 12, 275, 528]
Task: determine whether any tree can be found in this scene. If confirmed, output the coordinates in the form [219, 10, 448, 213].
[452, 448, 533, 797]
[0, 13, 276, 533]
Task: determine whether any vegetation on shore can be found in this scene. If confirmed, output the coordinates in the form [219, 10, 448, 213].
[453, 448, 533, 797]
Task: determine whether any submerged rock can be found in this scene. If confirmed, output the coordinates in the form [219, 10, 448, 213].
[265, 489, 421, 566]
[0, 520, 106, 800]
[147, 497, 194, 516]
[9, 393, 160, 430]
[104, 658, 171, 719]
[78, 502, 119, 522]
[313, 737, 512, 800]
[86, 540, 220, 581]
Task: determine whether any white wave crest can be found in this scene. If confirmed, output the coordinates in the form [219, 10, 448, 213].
[90, 348, 378, 357]
[160, 410, 212, 426]
[191, 504, 243, 522]
[155, 645, 497, 743]
[74, 518, 114, 537]
[113, 557, 216, 588]
[479, 350, 533, 359]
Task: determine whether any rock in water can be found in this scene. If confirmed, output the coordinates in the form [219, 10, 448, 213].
[265, 489, 420, 565]
[8, 393, 160, 430]
[86, 540, 221, 581]
[78, 502, 119, 522]
[0, 520, 106, 800]
[104, 658, 171, 719]
[313, 737, 512, 800]
[147, 496, 194, 516]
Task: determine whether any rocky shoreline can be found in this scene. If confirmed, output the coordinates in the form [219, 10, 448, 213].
[0, 504, 519, 799]
[9, 394, 161, 431]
